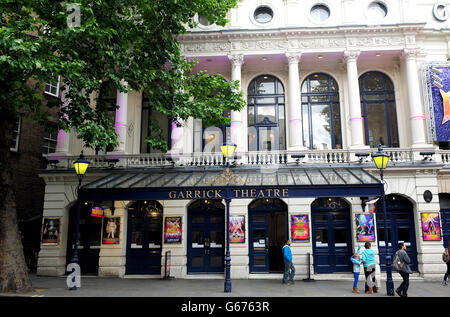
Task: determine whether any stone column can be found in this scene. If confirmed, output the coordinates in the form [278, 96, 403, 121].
[402, 49, 428, 148]
[171, 119, 184, 151]
[286, 52, 304, 150]
[112, 83, 129, 154]
[228, 54, 245, 152]
[55, 85, 71, 155]
[344, 50, 366, 150]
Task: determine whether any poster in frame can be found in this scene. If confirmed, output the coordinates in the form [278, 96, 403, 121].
[164, 217, 182, 243]
[421, 212, 442, 241]
[41, 217, 61, 245]
[102, 217, 120, 244]
[355, 214, 375, 242]
[229, 215, 245, 243]
[291, 215, 310, 242]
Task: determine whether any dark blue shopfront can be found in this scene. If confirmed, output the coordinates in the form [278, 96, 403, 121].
[78, 166, 383, 275]
[311, 198, 353, 273]
[187, 200, 225, 273]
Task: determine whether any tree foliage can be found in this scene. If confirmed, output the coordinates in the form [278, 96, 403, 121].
[1, 0, 245, 151]
[0, 0, 244, 292]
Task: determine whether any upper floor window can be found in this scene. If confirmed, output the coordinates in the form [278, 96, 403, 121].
[310, 4, 330, 22]
[141, 93, 171, 153]
[44, 74, 60, 97]
[368, 2, 387, 20]
[248, 75, 286, 151]
[301, 73, 342, 150]
[254, 6, 273, 24]
[10, 118, 21, 152]
[193, 110, 230, 153]
[42, 123, 58, 155]
[198, 15, 213, 26]
[359, 71, 399, 148]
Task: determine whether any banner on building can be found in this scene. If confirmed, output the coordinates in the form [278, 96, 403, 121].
[229, 215, 245, 243]
[164, 217, 182, 243]
[425, 64, 450, 141]
[421, 212, 442, 241]
[41, 217, 61, 245]
[102, 217, 120, 244]
[291, 215, 310, 242]
[355, 214, 375, 242]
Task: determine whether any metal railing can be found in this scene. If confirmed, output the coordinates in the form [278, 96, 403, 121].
[45, 147, 449, 170]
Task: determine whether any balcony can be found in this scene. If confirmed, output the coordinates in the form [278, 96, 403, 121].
[44, 148, 450, 171]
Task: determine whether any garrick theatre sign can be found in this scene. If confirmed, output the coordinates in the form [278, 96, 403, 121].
[78, 167, 382, 202]
[168, 188, 289, 200]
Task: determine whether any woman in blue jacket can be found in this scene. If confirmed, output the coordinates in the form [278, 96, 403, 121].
[361, 242, 378, 294]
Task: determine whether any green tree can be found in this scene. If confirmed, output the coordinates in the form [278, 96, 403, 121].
[0, 0, 244, 292]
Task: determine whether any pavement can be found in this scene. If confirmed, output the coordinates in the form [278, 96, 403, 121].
[1, 274, 449, 316]
[1, 273, 449, 298]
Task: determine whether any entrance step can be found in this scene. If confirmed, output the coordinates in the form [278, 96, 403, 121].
[249, 274, 284, 280]
[186, 274, 224, 279]
[312, 273, 424, 281]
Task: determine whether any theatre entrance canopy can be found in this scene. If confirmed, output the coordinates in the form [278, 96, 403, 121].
[78, 166, 382, 202]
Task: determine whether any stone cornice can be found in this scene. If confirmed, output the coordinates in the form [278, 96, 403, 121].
[180, 23, 426, 41]
[180, 23, 426, 56]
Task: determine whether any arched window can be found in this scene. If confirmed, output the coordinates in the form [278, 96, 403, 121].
[359, 71, 399, 148]
[301, 73, 342, 149]
[247, 75, 286, 151]
[193, 111, 230, 153]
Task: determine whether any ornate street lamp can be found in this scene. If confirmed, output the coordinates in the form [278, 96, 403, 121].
[371, 144, 394, 296]
[70, 151, 90, 290]
[221, 138, 236, 293]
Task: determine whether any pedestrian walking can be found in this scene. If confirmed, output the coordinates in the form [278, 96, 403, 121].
[361, 242, 378, 294]
[393, 242, 412, 297]
[282, 240, 295, 285]
[442, 240, 450, 286]
[350, 244, 362, 293]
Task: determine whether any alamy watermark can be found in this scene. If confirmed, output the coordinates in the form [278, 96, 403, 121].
[66, 3, 81, 27]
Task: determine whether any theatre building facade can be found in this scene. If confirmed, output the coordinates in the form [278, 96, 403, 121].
[38, 0, 450, 281]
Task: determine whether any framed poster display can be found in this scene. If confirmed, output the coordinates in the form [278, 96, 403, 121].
[164, 217, 182, 243]
[102, 217, 120, 244]
[291, 215, 310, 242]
[355, 214, 375, 242]
[421, 212, 442, 241]
[229, 215, 245, 243]
[41, 217, 61, 245]
[424, 63, 450, 142]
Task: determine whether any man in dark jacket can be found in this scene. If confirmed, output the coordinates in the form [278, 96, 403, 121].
[395, 242, 412, 297]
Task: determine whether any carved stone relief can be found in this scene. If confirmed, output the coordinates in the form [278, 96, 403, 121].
[181, 35, 408, 55]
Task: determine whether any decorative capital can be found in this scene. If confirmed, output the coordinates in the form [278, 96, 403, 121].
[285, 52, 302, 64]
[343, 50, 360, 62]
[228, 54, 245, 66]
[401, 48, 423, 61]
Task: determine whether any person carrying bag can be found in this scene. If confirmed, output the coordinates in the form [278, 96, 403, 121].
[393, 242, 412, 297]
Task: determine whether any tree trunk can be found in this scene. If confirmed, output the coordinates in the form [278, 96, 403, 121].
[0, 110, 33, 293]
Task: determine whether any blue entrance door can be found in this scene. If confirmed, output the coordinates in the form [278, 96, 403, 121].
[249, 199, 287, 273]
[66, 203, 101, 275]
[441, 209, 450, 248]
[311, 198, 352, 273]
[126, 201, 163, 275]
[377, 195, 418, 272]
[187, 200, 225, 273]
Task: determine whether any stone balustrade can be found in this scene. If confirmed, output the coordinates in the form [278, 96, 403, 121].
[45, 147, 450, 171]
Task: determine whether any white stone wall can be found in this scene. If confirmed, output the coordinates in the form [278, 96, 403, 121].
[38, 169, 450, 280]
